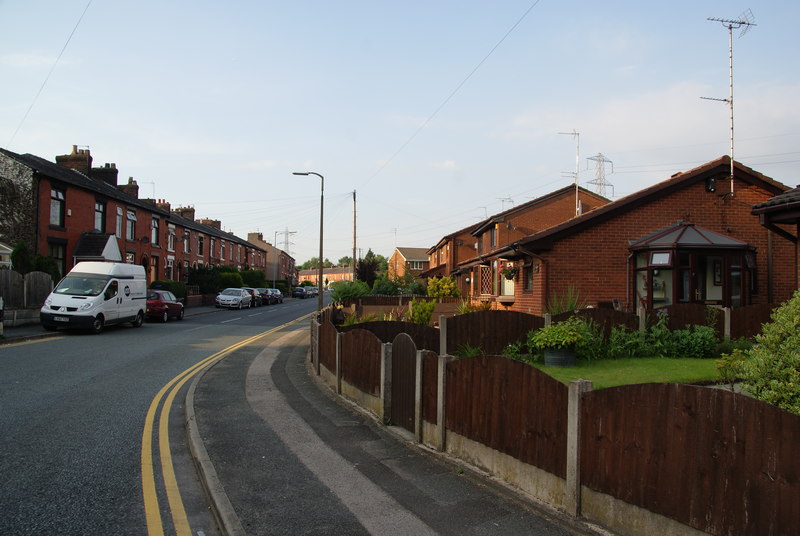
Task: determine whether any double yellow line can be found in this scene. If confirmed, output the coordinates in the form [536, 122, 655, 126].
[141, 313, 313, 535]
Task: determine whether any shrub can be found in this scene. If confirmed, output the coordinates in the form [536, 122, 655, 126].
[716, 349, 747, 392]
[742, 291, 800, 415]
[528, 316, 585, 351]
[406, 298, 436, 325]
[329, 280, 370, 302]
[454, 344, 484, 357]
[545, 286, 585, 315]
[457, 299, 492, 314]
[240, 269, 265, 288]
[427, 276, 460, 298]
[671, 325, 718, 358]
[371, 276, 399, 295]
[574, 318, 606, 360]
[218, 271, 243, 289]
[150, 280, 187, 299]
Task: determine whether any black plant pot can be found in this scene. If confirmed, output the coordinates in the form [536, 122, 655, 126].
[543, 347, 576, 367]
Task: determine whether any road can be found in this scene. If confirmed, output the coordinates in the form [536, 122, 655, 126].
[0, 297, 319, 535]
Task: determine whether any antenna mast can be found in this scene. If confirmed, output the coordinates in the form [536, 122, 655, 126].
[559, 130, 580, 215]
[702, 9, 755, 197]
[586, 153, 614, 197]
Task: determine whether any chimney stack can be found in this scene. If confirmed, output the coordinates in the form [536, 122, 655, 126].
[118, 177, 140, 198]
[198, 218, 222, 230]
[173, 206, 196, 221]
[55, 145, 92, 175]
[156, 199, 171, 213]
[90, 162, 119, 187]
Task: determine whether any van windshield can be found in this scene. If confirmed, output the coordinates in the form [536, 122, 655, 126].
[54, 274, 111, 296]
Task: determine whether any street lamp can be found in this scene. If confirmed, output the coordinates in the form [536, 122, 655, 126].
[293, 171, 324, 312]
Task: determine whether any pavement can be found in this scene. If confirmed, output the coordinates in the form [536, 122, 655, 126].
[1, 307, 603, 535]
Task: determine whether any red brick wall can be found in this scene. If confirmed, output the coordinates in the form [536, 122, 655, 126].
[507, 179, 794, 315]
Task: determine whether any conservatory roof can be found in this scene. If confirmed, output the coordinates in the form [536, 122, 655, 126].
[628, 222, 750, 251]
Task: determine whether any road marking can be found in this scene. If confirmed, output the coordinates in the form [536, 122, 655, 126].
[0, 336, 64, 348]
[220, 317, 242, 323]
[141, 312, 315, 536]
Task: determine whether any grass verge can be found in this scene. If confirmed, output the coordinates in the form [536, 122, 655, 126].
[533, 358, 720, 389]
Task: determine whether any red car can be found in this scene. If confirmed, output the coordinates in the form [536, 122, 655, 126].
[146, 290, 184, 322]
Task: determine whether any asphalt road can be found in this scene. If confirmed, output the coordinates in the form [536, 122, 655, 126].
[0, 297, 319, 535]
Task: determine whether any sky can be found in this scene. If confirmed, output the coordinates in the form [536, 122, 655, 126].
[2, 1, 799, 265]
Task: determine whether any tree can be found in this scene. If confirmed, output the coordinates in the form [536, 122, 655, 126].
[357, 251, 379, 289]
[299, 257, 333, 270]
[742, 291, 800, 415]
[337, 256, 353, 267]
[0, 166, 36, 248]
[427, 276, 460, 298]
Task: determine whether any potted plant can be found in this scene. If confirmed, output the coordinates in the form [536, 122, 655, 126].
[499, 262, 518, 280]
[527, 316, 583, 367]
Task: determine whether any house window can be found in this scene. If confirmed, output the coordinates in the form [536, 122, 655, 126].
[115, 207, 123, 238]
[490, 226, 497, 249]
[650, 252, 671, 265]
[151, 216, 160, 245]
[50, 187, 65, 227]
[167, 224, 175, 252]
[210, 238, 216, 258]
[198, 235, 204, 256]
[48, 240, 66, 277]
[220, 241, 225, 259]
[93, 201, 106, 232]
[409, 261, 424, 271]
[126, 252, 135, 264]
[126, 209, 137, 241]
[523, 265, 534, 291]
[184, 231, 191, 254]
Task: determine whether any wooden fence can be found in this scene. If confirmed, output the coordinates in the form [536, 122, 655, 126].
[339, 321, 439, 351]
[444, 310, 544, 355]
[581, 383, 800, 535]
[311, 305, 800, 535]
[0, 270, 53, 308]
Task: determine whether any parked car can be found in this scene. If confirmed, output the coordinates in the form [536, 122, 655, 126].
[216, 288, 251, 309]
[256, 288, 273, 305]
[146, 289, 184, 322]
[267, 288, 283, 303]
[292, 287, 308, 299]
[242, 287, 263, 307]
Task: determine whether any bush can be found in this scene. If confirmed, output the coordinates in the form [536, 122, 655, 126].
[545, 286, 584, 315]
[742, 291, 800, 415]
[717, 349, 747, 392]
[454, 344, 484, 357]
[371, 276, 399, 295]
[218, 271, 244, 289]
[240, 269, 265, 288]
[671, 325, 718, 358]
[427, 276, 460, 298]
[607, 326, 645, 358]
[329, 280, 371, 302]
[528, 317, 585, 350]
[457, 299, 492, 314]
[188, 266, 221, 294]
[150, 280, 187, 299]
[406, 298, 436, 325]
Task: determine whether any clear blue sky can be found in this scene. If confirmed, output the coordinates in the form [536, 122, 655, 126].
[2, 1, 798, 264]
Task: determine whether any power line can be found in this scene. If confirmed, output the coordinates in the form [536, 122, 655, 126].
[7, 1, 93, 148]
[360, 0, 542, 188]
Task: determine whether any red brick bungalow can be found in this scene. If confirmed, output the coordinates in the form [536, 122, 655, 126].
[472, 156, 792, 315]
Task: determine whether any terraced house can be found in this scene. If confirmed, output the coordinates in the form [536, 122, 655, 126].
[0, 145, 271, 282]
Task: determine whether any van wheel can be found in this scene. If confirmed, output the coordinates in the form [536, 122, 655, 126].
[161, 310, 169, 323]
[92, 315, 105, 334]
[132, 311, 144, 328]
[177, 307, 184, 320]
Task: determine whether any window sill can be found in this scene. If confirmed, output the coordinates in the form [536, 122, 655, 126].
[497, 295, 515, 304]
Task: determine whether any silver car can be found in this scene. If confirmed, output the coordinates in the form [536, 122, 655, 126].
[215, 288, 251, 309]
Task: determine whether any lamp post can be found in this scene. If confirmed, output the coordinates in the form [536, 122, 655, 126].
[293, 171, 324, 311]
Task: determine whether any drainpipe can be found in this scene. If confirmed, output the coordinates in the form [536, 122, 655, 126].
[768, 230, 773, 304]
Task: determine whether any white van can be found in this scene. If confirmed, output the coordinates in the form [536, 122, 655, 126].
[40, 261, 147, 333]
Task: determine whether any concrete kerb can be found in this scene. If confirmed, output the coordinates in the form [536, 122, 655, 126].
[186, 360, 247, 536]
[303, 352, 609, 536]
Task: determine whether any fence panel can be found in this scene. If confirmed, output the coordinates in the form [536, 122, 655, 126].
[658, 303, 723, 338]
[339, 321, 440, 352]
[25, 271, 53, 308]
[446, 310, 544, 355]
[390, 333, 417, 432]
[445, 355, 567, 478]
[730, 302, 774, 339]
[340, 329, 382, 396]
[0, 270, 24, 307]
[421, 350, 438, 425]
[581, 383, 800, 535]
[319, 320, 338, 374]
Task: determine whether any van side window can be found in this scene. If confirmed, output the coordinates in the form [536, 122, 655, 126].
[105, 280, 119, 301]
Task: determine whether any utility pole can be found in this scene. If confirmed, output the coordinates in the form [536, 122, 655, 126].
[702, 10, 755, 197]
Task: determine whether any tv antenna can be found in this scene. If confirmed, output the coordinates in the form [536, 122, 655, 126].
[559, 130, 580, 215]
[701, 9, 755, 197]
[497, 197, 514, 211]
[586, 153, 614, 198]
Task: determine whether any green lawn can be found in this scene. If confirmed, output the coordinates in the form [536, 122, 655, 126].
[533, 358, 721, 389]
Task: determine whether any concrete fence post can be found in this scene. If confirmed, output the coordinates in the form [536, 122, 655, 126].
[439, 315, 447, 356]
[381, 342, 392, 423]
[436, 353, 451, 452]
[415, 350, 423, 442]
[0, 296, 4, 337]
[335, 331, 343, 394]
[544, 313, 552, 327]
[566, 379, 593, 518]
[723, 306, 731, 340]
[637, 305, 646, 332]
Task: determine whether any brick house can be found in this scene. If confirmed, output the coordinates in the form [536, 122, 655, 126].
[387, 247, 430, 281]
[0, 145, 266, 282]
[431, 185, 609, 297]
[469, 156, 792, 315]
[298, 266, 354, 287]
[247, 232, 297, 286]
[752, 185, 800, 290]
